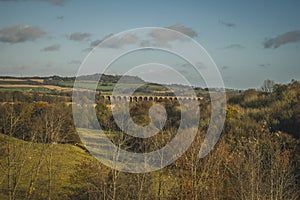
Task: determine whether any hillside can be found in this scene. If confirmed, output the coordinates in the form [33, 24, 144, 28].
[0, 74, 207, 96]
[0, 133, 93, 199]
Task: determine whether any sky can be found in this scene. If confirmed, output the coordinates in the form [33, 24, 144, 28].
[0, 0, 299, 89]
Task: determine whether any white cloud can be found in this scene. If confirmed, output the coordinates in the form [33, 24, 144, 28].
[69, 32, 91, 41]
[264, 30, 300, 49]
[41, 44, 60, 51]
[0, 25, 46, 43]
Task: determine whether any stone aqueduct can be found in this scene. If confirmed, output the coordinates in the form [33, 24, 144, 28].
[99, 95, 204, 102]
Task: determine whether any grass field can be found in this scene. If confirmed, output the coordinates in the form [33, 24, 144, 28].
[60, 80, 170, 95]
[0, 84, 71, 96]
[0, 87, 54, 93]
[0, 133, 93, 199]
[0, 129, 175, 199]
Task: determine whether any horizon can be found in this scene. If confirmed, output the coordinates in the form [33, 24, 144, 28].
[1, 73, 296, 91]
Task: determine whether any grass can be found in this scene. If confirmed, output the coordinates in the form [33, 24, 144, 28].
[0, 129, 130, 199]
[0, 130, 183, 199]
[0, 87, 54, 93]
[0, 133, 93, 199]
[61, 80, 169, 94]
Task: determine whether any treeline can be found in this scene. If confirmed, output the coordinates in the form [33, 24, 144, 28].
[228, 80, 300, 139]
[0, 91, 72, 103]
[0, 73, 145, 86]
[0, 102, 80, 144]
[76, 74, 144, 84]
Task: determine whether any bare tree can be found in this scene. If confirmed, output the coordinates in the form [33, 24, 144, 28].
[0, 103, 45, 200]
[227, 131, 299, 200]
[2, 103, 28, 200]
[261, 79, 275, 93]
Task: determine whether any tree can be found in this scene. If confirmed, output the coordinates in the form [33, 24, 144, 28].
[261, 79, 275, 93]
[0, 103, 44, 200]
[227, 130, 299, 200]
[70, 158, 108, 200]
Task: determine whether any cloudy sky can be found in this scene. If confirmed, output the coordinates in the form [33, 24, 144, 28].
[0, 0, 299, 89]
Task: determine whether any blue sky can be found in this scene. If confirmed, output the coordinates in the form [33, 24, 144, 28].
[0, 0, 299, 89]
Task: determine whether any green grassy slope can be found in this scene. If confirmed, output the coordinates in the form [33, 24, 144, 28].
[0, 133, 93, 199]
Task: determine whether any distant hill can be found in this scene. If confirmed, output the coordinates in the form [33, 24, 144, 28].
[0, 74, 208, 96]
[76, 73, 145, 84]
[0, 74, 145, 84]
